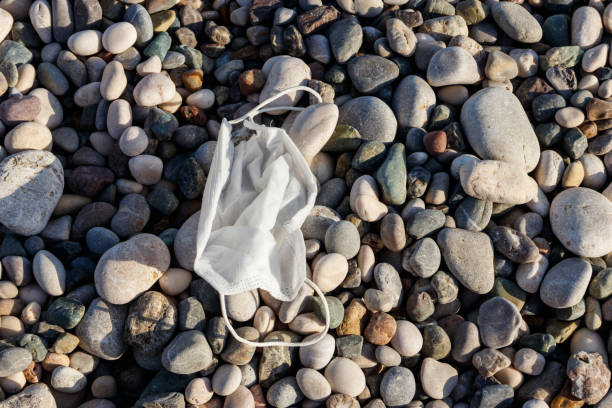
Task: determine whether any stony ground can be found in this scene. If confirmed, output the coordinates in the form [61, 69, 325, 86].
[0, 0, 612, 407]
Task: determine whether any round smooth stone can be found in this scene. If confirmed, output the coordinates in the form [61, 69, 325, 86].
[540, 257, 592, 309]
[299, 333, 335, 370]
[33, 250, 65, 296]
[390, 320, 423, 357]
[420, 358, 458, 399]
[51, 366, 87, 393]
[128, 155, 163, 185]
[4, 122, 52, 154]
[133, 73, 176, 107]
[158, 268, 191, 296]
[550, 187, 612, 257]
[100, 61, 127, 101]
[313, 253, 348, 293]
[212, 364, 241, 396]
[555, 106, 585, 128]
[186, 88, 215, 109]
[161, 330, 213, 374]
[324, 357, 366, 397]
[185, 377, 213, 406]
[380, 366, 416, 406]
[67, 30, 102, 56]
[119, 126, 148, 157]
[102, 22, 137, 54]
[296, 368, 331, 402]
[478, 296, 522, 349]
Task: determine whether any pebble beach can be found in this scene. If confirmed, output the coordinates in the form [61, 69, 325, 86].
[0, 0, 611, 407]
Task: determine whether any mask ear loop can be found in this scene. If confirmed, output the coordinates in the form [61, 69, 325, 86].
[219, 278, 330, 347]
[228, 85, 323, 126]
[218, 85, 329, 348]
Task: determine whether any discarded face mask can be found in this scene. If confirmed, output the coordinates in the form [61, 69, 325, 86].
[194, 85, 330, 347]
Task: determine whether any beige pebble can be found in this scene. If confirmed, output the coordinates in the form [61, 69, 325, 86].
[494, 367, 524, 389]
[107, 99, 132, 139]
[555, 107, 585, 128]
[578, 74, 599, 93]
[185, 377, 214, 405]
[91, 376, 117, 398]
[136, 56, 162, 76]
[102, 22, 137, 54]
[437, 85, 469, 105]
[289, 312, 325, 335]
[509, 49, 538, 78]
[585, 296, 603, 330]
[42, 352, 70, 372]
[0, 315, 25, 337]
[212, 364, 241, 396]
[51, 366, 88, 393]
[16, 64, 36, 93]
[186, 88, 215, 109]
[18, 284, 48, 305]
[357, 245, 375, 283]
[599, 79, 612, 98]
[67, 30, 103, 56]
[533, 150, 565, 193]
[391, 320, 423, 357]
[133, 73, 176, 107]
[4, 122, 53, 154]
[74, 82, 101, 107]
[562, 161, 585, 188]
[0, 7, 13, 43]
[158, 91, 182, 114]
[420, 358, 458, 399]
[21, 301, 41, 325]
[324, 357, 366, 397]
[310, 152, 335, 183]
[253, 306, 275, 339]
[158, 268, 192, 296]
[512, 348, 545, 375]
[296, 368, 332, 402]
[100, 61, 127, 101]
[350, 175, 388, 222]
[313, 253, 349, 293]
[69, 351, 99, 375]
[0, 298, 23, 316]
[0, 281, 18, 299]
[582, 43, 609, 72]
[224, 385, 255, 408]
[570, 328, 608, 363]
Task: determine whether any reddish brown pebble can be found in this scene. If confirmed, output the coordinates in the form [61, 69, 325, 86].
[578, 121, 598, 139]
[364, 312, 397, 346]
[250, 384, 267, 408]
[586, 98, 612, 121]
[296, 5, 340, 35]
[423, 131, 447, 155]
[181, 69, 204, 92]
[180, 106, 207, 125]
[67, 166, 116, 198]
[23, 362, 42, 383]
[238, 69, 266, 96]
[0, 95, 42, 126]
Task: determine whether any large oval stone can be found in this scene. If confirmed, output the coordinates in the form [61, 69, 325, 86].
[94, 234, 171, 305]
[550, 188, 612, 257]
[461, 87, 540, 172]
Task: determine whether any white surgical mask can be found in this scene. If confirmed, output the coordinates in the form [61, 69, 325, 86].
[194, 86, 330, 347]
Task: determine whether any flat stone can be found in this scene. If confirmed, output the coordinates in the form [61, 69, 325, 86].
[478, 296, 522, 349]
[75, 297, 127, 360]
[0, 151, 63, 236]
[94, 234, 171, 305]
[436, 228, 494, 294]
[347, 55, 399, 94]
[461, 87, 540, 172]
[161, 330, 213, 374]
[540, 257, 592, 309]
[490, 1, 542, 43]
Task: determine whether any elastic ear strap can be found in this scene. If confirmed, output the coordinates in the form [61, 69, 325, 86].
[228, 85, 323, 125]
[220, 278, 331, 348]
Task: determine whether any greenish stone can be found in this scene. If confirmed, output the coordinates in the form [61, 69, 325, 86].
[324, 64, 347, 84]
[310, 296, 344, 329]
[535, 122, 563, 147]
[540, 46, 583, 70]
[147, 107, 179, 140]
[406, 291, 435, 322]
[545, 319, 579, 344]
[562, 128, 588, 160]
[323, 124, 362, 152]
[589, 268, 612, 299]
[542, 14, 570, 47]
[352, 141, 386, 172]
[455, 0, 487, 24]
[46, 298, 86, 329]
[532, 94, 566, 122]
[430, 271, 459, 304]
[421, 324, 451, 360]
[259, 331, 300, 388]
[335, 335, 363, 359]
[570, 90, 593, 109]
[144, 32, 172, 61]
[490, 278, 526, 311]
[428, 105, 453, 130]
[151, 10, 176, 32]
[18, 334, 47, 363]
[0, 41, 33, 66]
[0, 236, 26, 258]
[52, 332, 80, 354]
[11, 22, 41, 48]
[374, 143, 407, 206]
[175, 45, 203, 70]
[140, 370, 196, 400]
[425, 0, 455, 16]
[555, 298, 585, 321]
[517, 333, 556, 356]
